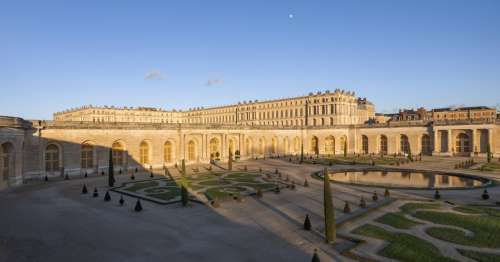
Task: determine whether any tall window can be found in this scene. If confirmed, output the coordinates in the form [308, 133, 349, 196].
[45, 144, 60, 172]
[362, 135, 369, 154]
[325, 136, 335, 154]
[283, 137, 289, 155]
[456, 133, 470, 153]
[380, 135, 388, 155]
[259, 138, 265, 155]
[293, 137, 300, 153]
[81, 144, 94, 169]
[139, 141, 150, 164]
[187, 140, 196, 161]
[245, 138, 252, 156]
[164, 141, 173, 163]
[209, 138, 219, 159]
[421, 135, 432, 155]
[112, 142, 124, 166]
[400, 135, 410, 154]
[271, 138, 277, 154]
[310, 136, 319, 155]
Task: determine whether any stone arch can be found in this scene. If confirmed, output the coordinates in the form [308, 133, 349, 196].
[361, 135, 369, 154]
[1, 142, 15, 186]
[283, 137, 289, 155]
[310, 136, 319, 155]
[324, 136, 335, 155]
[228, 137, 236, 156]
[271, 137, 278, 154]
[339, 135, 347, 155]
[245, 137, 253, 156]
[421, 134, 432, 155]
[187, 139, 197, 161]
[258, 137, 266, 155]
[293, 136, 301, 154]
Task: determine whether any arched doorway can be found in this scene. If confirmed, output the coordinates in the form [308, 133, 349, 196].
[380, 135, 388, 155]
[325, 136, 335, 155]
[81, 143, 94, 169]
[271, 137, 278, 154]
[245, 138, 253, 156]
[455, 133, 471, 155]
[1, 142, 14, 187]
[293, 137, 300, 154]
[45, 144, 60, 173]
[362, 135, 369, 154]
[421, 135, 432, 155]
[283, 137, 289, 155]
[310, 136, 319, 155]
[258, 137, 266, 155]
[164, 141, 174, 163]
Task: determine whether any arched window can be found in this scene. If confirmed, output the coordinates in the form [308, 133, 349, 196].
[271, 137, 277, 154]
[1, 143, 14, 181]
[380, 135, 388, 155]
[310, 136, 319, 155]
[139, 141, 150, 164]
[45, 144, 60, 172]
[81, 143, 94, 169]
[421, 135, 432, 155]
[259, 138, 265, 155]
[187, 140, 196, 161]
[340, 136, 347, 153]
[362, 135, 369, 154]
[325, 136, 335, 155]
[293, 137, 301, 153]
[164, 141, 173, 163]
[456, 133, 471, 153]
[400, 135, 410, 154]
[112, 141, 125, 166]
[245, 138, 252, 156]
[209, 138, 219, 159]
[283, 137, 289, 155]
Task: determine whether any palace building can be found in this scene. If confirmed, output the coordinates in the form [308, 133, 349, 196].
[1, 90, 499, 191]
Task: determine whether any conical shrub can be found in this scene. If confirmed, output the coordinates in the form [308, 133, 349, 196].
[372, 192, 378, 201]
[119, 195, 125, 206]
[359, 196, 366, 208]
[303, 214, 312, 231]
[343, 201, 351, 213]
[482, 189, 490, 200]
[384, 188, 390, 198]
[93, 188, 98, 198]
[44, 176, 48, 182]
[275, 168, 279, 174]
[304, 178, 309, 187]
[274, 186, 280, 194]
[134, 199, 143, 212]
[150, 172, 154, 178]
[104, 191, 111, 201]
[285, 175, 289, 181]
[256, 188, 263, 198]
[131, 174, 135, 180]
[434, 190, 441, 199]
[84, 172, 88, 178]
[291, 180, 296, 190]
[82, 184, 88, 194]
[311, 249, 320, 262]
[64, 174, 69, 180]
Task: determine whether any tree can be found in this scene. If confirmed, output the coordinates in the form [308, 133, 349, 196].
[343, 201, 351, 213]
[303, 214, 311, 230]
[108, 149, 115, 187]
[119, 195, 125, 205]
[300, 143, 304, 163]
[487, 144, 492, 163]
[81, 184, 88, 194]
[311, 249, 320, 262]
[343, 140, 347, 158]
[93, 188, 99, 198]
[134, 199, 143, 212]
[323, 168, 335, 243]
[104, 191, 111, 201]
[228, 149, 233, 171]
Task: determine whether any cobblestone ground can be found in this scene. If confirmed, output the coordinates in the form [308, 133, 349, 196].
[0, 157, 499, 262]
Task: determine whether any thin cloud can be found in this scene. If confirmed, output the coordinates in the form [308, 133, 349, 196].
[144, 70, 164, 80]
[206, 78, 223, 86]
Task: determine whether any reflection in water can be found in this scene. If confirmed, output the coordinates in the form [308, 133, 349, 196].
[329, 171, 484, 189]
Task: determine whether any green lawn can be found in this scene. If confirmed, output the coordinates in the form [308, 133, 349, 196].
[376, 212, 422, 229]
[453, 206, 500, 217]
[124, 181, 159, 192]
[416, 211, 500, 248]
[353, 224, 456, 262]
[205, 186, 247, 200]
[234, 182, 276, 191]
[458, 249, 500, 262]
[479, 162, 500, 172]
[400, 202, 440, 214]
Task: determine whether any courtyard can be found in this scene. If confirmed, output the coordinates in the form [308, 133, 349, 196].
[1, 156, 499, 262]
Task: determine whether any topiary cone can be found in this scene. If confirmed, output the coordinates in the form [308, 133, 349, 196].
[84, 172, 88, 178]
[359, 196, 366, 208]
[343, 201, 351, 213]
[274, 186, 280, 194]
[434, 190, 441, 200]
[82, 184, 88, 194]
[44, 176, 48, 182]
[119, 195, 124, 206]
[150, 172, 154, 178]
[104, 191, 111, 201]
[303, 214, 312, 231]
[384, 188, 390, 198]
[372, 191, 378, 201]
[93, 188, 98, 198]
[304, 178, 309, 187]
[64, 174, 69, 180]
[311, 249, 320, 262]
[291, 180, 296, 190]
[482, 189, 490, 200]
[131, 174, 135, 180]
[256, 188, 263, 198]
[134, 199, 143, 212]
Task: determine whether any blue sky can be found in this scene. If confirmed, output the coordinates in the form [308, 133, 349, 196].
[1, 0, 499, 119]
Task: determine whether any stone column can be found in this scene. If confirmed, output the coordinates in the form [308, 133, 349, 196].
[472, 129, 478, 155]
[447, 129, 453, 155]
[432, 130, 440, 155]
[488, 129, 494, 155]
